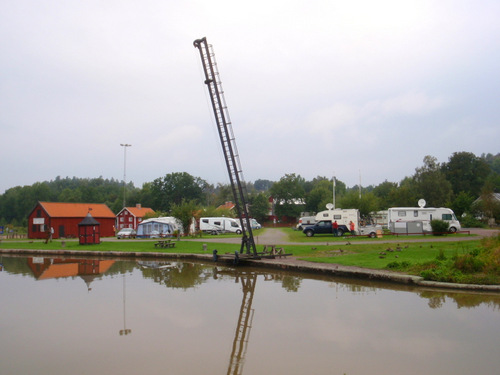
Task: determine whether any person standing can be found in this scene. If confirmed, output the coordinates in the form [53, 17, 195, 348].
[349, 220, 355, 236]
[332, 220, 339, 237]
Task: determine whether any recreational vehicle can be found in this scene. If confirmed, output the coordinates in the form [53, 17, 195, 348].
[387, 207, 461, 234]
[199, 217, 243, 234]
[309, 208, 382, 237]
[315, 209, 360, 235]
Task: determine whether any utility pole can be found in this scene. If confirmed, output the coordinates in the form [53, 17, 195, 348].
[120, 143, 132, 208]
[332, 174, 336, 209]
[359, 169, 362, 199]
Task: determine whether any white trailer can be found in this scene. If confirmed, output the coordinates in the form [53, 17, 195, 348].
[387, 207, 461, 233]
[199, 217, 243, 234]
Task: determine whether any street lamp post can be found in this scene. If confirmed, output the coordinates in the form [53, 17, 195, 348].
[120, 143, 132, 208]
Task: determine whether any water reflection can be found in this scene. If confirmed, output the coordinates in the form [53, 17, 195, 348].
[1, 255, 499, 375]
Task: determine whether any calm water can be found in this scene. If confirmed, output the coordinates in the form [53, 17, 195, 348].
[1, 255, 499, 375]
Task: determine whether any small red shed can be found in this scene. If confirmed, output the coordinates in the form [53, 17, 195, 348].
[78, 213, 101, 245]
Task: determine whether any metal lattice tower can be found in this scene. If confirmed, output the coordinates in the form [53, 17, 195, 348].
[194, 37, 256, 256]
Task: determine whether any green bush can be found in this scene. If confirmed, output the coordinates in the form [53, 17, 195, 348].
[430, 219, 449, 236]
[454, 250, 485, 273]
[460, 215, 486, 228]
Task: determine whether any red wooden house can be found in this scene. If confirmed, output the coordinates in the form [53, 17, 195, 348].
[28, 202, 116, 239]
[116, 204, 155, 231]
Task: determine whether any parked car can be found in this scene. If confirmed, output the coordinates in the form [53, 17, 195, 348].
[117, 228, 136, 239]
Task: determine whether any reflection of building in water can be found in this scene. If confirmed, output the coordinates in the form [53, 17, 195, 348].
[27, 257, 115, 291]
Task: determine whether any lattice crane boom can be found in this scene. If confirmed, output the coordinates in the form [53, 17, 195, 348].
[194, 37, 257, 256]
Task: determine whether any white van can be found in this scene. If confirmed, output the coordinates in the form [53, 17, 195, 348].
[199, 217, 243, 234]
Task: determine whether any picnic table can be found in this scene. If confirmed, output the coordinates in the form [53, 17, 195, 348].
[154, 239, 176, 249]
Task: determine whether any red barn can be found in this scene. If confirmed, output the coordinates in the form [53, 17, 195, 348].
[116, 204, 155, 231]
[28, 202, 116, 239]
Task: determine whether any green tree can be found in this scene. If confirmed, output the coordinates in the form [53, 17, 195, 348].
[372, 180, 398, 209]
[482, 152, 500, 174]
[170, 199, 200, 234]
[269, 173, 306, 219]
[413, 156, 453, 207]
[387, 177, 418, 207]
[305, 179, 332, 212]
[442, 152, 491, 196]
[254, 179, 273, 192]
[151, 172, 208, 212]
[213, 183, 234, 207]
[338, 191, 379, 218]
[450, 191, 475, 217]
[249, 193, 270, 222]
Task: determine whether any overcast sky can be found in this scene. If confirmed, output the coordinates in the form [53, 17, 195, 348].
[1, 0, 499, 194]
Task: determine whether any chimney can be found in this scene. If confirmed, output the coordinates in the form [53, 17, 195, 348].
[136, 203, 142, 209]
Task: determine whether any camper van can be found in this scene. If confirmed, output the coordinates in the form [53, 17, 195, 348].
[309, 208, 381, 237]
[315, 209, 360, 235]
[199, 217, 243, 234]
[387, 207, 461, 234]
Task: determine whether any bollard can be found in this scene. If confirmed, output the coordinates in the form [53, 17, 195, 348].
[212, 249, 218, 262]
[233, 251, 239, 265]
[61, 241, 66, 247]
[203, 244, 207, 252]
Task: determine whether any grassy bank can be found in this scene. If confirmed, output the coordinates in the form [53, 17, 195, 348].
[1, 232, 499, 285]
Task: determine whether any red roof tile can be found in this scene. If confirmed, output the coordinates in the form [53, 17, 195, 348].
[125, 206, 155, 218]
[39, 202, 115, 218]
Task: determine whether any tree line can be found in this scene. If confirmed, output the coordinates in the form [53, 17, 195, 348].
[1, 151, 499, 228]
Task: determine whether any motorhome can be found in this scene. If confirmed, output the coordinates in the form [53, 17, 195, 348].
[387, 207, 461, 234]
[315, 209, 360, 235]
[304, 208, 381, 237]
[199, 217, 243, 234]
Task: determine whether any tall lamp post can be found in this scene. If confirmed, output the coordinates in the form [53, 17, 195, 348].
[120, 143, 132, 208]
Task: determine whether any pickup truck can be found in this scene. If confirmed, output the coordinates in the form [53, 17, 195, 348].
[302, 220, 382, 238]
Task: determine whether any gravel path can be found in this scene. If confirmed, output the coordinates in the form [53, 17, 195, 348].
[191, 227, 499, 246]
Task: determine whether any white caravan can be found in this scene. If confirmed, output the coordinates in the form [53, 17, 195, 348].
[199, 217, 243, 234]
[387, 207, 461, 233]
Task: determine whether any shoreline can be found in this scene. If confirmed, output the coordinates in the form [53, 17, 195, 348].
[2, 245, 500, 293]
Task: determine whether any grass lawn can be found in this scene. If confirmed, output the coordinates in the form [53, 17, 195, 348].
[0, 233, 482, 271]
[297, 240, 481, 269]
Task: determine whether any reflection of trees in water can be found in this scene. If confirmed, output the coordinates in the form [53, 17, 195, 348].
[271, 274, 302, 292]
[138, 261, 304, 293]
[419, 290, 500, 309]
[139, 262, 209, 290]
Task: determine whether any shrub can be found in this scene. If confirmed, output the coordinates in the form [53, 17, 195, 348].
[453, 250, 485, 273]
[430, 219, 449, 236]
[460, 215, 486, 228]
